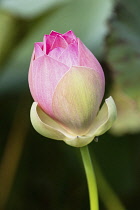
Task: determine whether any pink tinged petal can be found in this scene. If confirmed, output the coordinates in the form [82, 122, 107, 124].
[34, 42, 44, 58]
[48, 47, 65, 60]
[52, 66, 105, 136]
[63, 30, 76, 39]
[35, 42, 43, 48]
[50, 35, 68, 51]
[78, 38, 105, 81]
[49, 30, 61, 36]
[58, 42, 78, 66]
[43, 35, 55, 54]
[29, 55, 69, 117]
[62, 30, 77, 44]
[28, 49, 35, 96]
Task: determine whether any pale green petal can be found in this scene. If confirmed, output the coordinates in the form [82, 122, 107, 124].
[88, 96, 117, 138]
[52, 66, 104, 136]
[65, 97, 117, 147]
[30, 97, 116, 148]
[30, 102, 73, 140]
[30, 102, 100, 147]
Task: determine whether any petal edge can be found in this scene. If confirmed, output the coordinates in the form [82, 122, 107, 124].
[30, 102, 71, 140]
[88, 96, 117, 137]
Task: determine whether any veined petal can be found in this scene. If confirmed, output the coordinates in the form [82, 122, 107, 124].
[30, 102, 74, 140]
[78, 38, 105, 81]
[34, 42, 44, 58]
[58, 42, 78, 66]
[63, 30, 77, 40]
[50, 35, 68, 51]
[43, 35, 55, 54]
[52, 66, 105, 136]
[30, 100, 116, 148]
[30, 102, 96, 147]
[29, 55, 69, 117]
[48, 47, 64, 60]
[62, 30, 77, 43]
[88, 96, 117, 137]
[28, 49, 35, 97]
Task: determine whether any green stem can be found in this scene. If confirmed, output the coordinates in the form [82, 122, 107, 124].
[80, 145, 99, 210]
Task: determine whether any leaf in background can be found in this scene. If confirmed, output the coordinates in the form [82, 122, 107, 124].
[113, 0, 140, 53]
[0, 0, 67, 19]
[107, 0, 140, 134]
[0, 0, 115, 95]
[107, 43, 140, 98]
[110, 85, 140, 135]
[0, 11, 18, 65]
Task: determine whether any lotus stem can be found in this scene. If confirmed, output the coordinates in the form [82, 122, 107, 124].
[80, 145, 98, 210]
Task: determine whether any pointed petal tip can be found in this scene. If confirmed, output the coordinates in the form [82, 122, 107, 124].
[105, 96, 117, 121]
[49, 30, 61, 36]
[63, 30, 77, 39]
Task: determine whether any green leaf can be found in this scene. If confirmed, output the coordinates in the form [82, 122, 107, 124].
[112, 0, 140, 53]
[106, 0, 140, 135]
[107, 44, 140, 98]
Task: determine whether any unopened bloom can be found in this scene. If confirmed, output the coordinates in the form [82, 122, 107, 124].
[28, 30, 117, 147]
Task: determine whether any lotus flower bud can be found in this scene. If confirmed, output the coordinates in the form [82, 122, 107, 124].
[28, 30, 117, 147]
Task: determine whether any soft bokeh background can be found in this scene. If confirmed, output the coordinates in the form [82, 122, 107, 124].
[0, 0, 140, 209]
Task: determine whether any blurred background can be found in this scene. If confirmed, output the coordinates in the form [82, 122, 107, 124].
[0, 0, 140, 209]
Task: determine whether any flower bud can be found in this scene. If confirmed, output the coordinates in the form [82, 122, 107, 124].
[28, 30, 117, 147]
